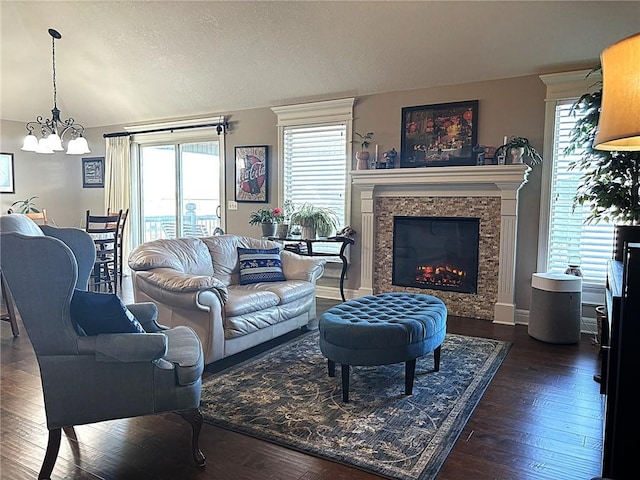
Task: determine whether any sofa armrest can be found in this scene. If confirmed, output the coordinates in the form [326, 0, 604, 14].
[280, 251, 326, 282]
[134, 270, 228, 311]
[76, 333, 168, 363]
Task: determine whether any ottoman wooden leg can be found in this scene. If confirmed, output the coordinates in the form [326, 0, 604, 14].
[341, 364, 350, 403]
[327, 359, 336, 377]
[434, 345, 442, 372]
[405, 359, 417, 395]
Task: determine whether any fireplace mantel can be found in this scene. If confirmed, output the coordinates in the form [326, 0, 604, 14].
[351, 164, 530, 325]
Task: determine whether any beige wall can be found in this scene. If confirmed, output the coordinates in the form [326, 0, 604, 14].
[0, 73, 546, 312]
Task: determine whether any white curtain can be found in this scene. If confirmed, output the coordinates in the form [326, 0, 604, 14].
[104, 136, 132, 275]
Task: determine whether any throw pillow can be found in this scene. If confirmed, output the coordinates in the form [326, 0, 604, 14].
[238, 247, 286, 285]
[70, 289, 145, 335]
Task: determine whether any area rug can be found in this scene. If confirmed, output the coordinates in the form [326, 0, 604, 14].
[200, 331, 511, 480]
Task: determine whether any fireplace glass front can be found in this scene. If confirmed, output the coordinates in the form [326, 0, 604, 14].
[392, 216, 480, 294]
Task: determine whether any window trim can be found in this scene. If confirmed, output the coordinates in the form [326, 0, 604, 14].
[272, 98, 355, 222]
[538, 70, 603, 305]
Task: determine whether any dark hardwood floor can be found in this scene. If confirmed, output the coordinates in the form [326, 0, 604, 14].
[1, 277, 604, 479]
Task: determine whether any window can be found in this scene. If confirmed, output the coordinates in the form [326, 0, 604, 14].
[128, 116, 226, 244]
[539, 71, 612, 303]
[282, 124, 347, 226]
[546, 100, 614, 284]
[138, 141, 222, 242]
[273, 98, 354, 253]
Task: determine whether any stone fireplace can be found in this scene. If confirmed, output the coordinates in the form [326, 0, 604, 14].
[392, 216, 480, 294]
[351, 165, 529, 324]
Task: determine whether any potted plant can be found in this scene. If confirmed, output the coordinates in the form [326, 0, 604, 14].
[289, 203, 339, 239]
[248, 207, 285, 237]
[10, 196, 40, 214]
[496, 136, 543, 166]
[351, 131, 374, 170]
[275, 199, 296, 238]
[565, 69, 640, 260]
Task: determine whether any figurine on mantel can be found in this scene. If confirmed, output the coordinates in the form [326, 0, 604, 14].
[377, 148, 397, 169]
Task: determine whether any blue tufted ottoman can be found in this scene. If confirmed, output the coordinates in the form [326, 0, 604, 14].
[318, 292, 447, 402]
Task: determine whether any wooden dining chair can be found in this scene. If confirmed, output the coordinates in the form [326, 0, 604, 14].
[108, 208, 129, 286]
[7, 208, 49, 225]
[85, 210, 122, 294]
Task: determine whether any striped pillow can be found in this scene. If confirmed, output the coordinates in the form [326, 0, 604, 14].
[238, 247, 286, 285]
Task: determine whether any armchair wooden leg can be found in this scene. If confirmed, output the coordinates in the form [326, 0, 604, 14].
[179, 408, 206, 467]
[38, 428, 61, 480]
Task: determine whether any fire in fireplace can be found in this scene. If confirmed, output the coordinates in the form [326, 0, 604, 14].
[392, 216, 480, 294]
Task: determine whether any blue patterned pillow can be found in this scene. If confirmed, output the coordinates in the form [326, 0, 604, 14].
[238, 247, 286, 285]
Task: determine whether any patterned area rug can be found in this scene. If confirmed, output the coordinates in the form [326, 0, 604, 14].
[200, 331, 511, 480]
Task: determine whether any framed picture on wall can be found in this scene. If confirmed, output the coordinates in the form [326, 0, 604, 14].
[0, 152, 15, 193]
[82, 157, 105, 188]
[400, 99, 479, 168]
[234, 145, 268, 203]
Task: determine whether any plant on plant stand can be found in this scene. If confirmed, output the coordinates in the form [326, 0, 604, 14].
[351, 131, 374, 170]
[248, 207, 285, 237]
[565, 69, 640, 260]
[289, 203, 339, 239]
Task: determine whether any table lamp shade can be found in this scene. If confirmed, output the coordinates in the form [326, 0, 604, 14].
[594, 32, 640, 151]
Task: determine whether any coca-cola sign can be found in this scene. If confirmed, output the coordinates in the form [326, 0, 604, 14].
[234, 145, 268, 203]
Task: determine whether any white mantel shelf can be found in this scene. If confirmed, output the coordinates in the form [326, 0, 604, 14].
[350, 163, 530, 326]
[350, 164, 530, 193]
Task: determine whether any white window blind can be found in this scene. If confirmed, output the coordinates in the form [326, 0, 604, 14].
[547, 100, 614, 284]
[283, 123, 347, 252]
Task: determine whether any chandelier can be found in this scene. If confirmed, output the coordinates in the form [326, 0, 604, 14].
[21, 29, 90, 155]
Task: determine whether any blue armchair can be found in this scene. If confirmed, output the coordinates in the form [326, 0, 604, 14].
[0, 214, 206, 479]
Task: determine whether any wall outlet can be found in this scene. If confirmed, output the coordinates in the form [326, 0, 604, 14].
[228, 200, 238, 210]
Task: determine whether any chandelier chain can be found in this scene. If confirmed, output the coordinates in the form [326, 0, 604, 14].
[51, 32, 57, 109]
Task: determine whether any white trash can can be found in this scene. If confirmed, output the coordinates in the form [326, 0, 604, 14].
[528, 273, 582, 344]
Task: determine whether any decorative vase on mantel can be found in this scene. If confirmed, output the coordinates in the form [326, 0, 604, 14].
[356, 151, 370, 170]
[261, 222, 277, 238]
[507, 147, 525, 165]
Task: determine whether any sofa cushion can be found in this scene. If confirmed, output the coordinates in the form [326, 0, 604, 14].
[70, 290, 145, 335]
[225, 287, 280, 316]
[128, 237, 214, 276]
[238, 247, 286, 285]
[203, 235, 282, 286]
[255, 279, 316, 303]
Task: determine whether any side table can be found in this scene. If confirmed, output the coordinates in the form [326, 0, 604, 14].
[269, 236, 354, 302]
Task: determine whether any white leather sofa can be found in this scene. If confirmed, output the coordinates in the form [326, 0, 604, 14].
[128, 234, 326, 364]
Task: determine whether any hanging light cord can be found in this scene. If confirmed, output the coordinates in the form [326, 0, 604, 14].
[51, 30, 57, 111]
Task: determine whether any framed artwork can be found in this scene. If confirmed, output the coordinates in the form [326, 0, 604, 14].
[0, 153, 15, 194]
[82, 157, 105, 188]
[400, 100, 479, 168]
[235, 145, 268, 203]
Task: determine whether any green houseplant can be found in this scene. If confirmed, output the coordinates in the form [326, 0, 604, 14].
[289, 203, 339, 239]
[10, 196, 40, 214]
[351, 131, 374, 170]
[565, 68, 640, 259]
[249, 207, 285, 237]
[496, 136, 543, 166]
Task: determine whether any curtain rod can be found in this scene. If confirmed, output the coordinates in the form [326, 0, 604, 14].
[103, 121, 228, 138]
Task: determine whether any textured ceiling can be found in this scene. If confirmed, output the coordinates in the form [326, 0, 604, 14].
[1, 1, 638, 128]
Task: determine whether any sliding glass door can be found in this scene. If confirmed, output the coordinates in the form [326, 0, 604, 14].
[139, 141, 221, 242]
